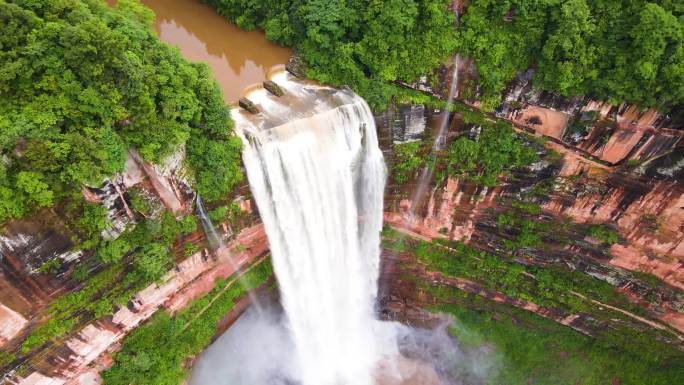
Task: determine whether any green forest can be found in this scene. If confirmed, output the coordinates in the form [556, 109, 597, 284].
[3, 0, 682, 227]
[455, 0, 684, 111]
[203, 0, 459, 109]
[206, 0, 684, 114]
[0, 0, 243, 224]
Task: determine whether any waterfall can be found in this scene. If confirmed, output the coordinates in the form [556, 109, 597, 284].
[196, 195, 265, 314]
[235, 69, 387, 385]
[408, 54, 460, 219]
[196, 195, 221, 250]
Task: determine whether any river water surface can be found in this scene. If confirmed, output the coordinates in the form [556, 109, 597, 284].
[113, 0, 292, 102]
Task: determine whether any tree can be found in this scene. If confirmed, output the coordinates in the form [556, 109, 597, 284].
[535, 0, 597, 95]
[97, 238, 131, 264]
[15, 171, 53, 207]
[186, 133, 243, 202]
[446, 121, 537, 186]
[392, 141, 425, 183]
[134, 243, 170, 280]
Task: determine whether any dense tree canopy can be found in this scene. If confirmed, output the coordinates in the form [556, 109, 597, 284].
[457, 0, 684, 111]
[204, 0, 459, 109]
[207, 0, 683, 114]
[0, 0, 242, 222]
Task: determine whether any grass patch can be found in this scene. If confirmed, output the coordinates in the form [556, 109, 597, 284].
[432, 289, 684, 385]
[587, 224, 620, 245]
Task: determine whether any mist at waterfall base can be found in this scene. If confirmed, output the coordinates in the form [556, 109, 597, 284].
[189, 69, 499, 385]
[190, 308, 499, 385]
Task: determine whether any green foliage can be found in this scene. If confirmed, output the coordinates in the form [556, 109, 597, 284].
[588, 224, 620, 245]
[75, 203, 111, 245]
[625, 158, 641, 168]
[15, 171, 54, 207]
[392, 141, 425, 183]
[186, 133, 243, 202]
[107, 212, 198, 281]
[102, 260, 273, 385]
[0, 0, 242, 222]
[37, 258, 62, 275]
[567, 119, 591, 139]
[134, 243, 170, 281]
[385, 229, 644, 315]
[20, 318, 77, 354]
[446, 121, 537, 186]
[128, 188, 157, 217]
[457, 0, 684, 112]
[208, 205, 228, 224]
[204, 0, 458, 110]
[535, 0, 597, 95]
[436, 297, 684, 385]
[183, 242, 199, 257]
[0, 351, 16, 367]
[71, 264, 90, 282]
[496, 201, 548, 251]
[97, 238, 130, 264]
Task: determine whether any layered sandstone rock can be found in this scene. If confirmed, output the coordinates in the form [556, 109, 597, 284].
[0, 304, 27, 347]
[9, 225, 268, 385]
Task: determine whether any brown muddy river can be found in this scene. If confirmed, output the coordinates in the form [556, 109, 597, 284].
[119, 0, 292, 102]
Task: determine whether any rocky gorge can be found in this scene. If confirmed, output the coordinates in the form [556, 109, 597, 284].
[1, 1, 683, 384]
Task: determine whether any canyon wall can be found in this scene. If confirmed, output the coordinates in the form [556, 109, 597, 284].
[0, 148, 264, 383]
[10, 224, 267, 385]
[379, 102, 684, 338]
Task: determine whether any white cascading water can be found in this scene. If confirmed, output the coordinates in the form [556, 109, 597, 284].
[408, 54, 460, 220]
[234, 69, 387, 385]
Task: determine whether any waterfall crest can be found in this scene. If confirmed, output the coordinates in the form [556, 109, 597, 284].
[236, 70, 387, 385]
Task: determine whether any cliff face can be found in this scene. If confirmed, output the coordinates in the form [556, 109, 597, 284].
[379, 99, 684, 339]
[0, 149, 194, 343]
[0, 146, 265, 383]
[496, 70, 683, 166]
[10, 225, 267, 385]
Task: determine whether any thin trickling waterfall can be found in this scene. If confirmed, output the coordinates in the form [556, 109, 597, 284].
[196, 196, 221, 249]
[234, 69, 387, 385]
[196, 195, 265, 314]
[409, 54, 460, 220]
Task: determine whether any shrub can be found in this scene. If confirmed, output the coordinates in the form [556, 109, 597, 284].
[392, 141, 425, 184]
[588, 224, 620, 245]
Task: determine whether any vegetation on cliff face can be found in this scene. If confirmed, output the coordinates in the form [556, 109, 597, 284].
[0, 0, 242, 224]
[382, 228, 684, 384]
[18, 212, 198, 354]
[457, 0, 684, 111]
[384, 230, 645, 315]
[445, 120, 537, 187]
[390, 106, 538, 187]
[203, 0, 458, 109]
[102, 259, 273, 385]
[438, 299, 684, 385]
[392, 141, 426, 184]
